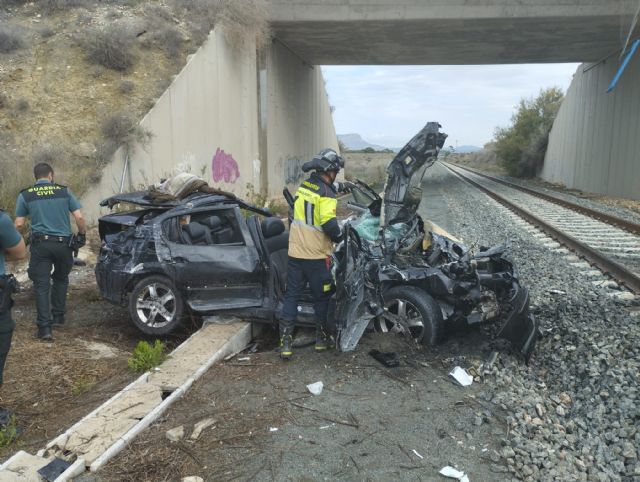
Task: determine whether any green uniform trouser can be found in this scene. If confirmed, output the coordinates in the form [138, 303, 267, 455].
[0, 293, 15, 386]
[28, 240, 73, 327]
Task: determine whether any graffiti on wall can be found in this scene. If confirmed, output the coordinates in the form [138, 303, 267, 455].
[212, 148, 240, 184]
[284, 157, 304, 185]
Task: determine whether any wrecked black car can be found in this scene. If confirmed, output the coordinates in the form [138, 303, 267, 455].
[95, 122, 539, 360]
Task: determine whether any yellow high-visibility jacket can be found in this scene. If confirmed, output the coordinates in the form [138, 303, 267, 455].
[288, 173, 342, 259]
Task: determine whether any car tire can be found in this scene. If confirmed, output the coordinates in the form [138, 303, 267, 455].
[380, 285, 443, 346]
[128, 276, 184, 335]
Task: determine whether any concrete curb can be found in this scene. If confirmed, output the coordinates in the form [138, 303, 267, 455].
[0, 321, 259, 480]
[88, 322, 254, 472]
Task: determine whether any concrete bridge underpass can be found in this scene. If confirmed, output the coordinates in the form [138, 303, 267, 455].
[82, 1, 640, 221]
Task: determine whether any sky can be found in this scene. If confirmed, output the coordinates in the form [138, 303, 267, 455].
[321, 63, 580, 149]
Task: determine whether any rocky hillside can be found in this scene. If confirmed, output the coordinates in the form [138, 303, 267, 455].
[0, 0, 268, 211]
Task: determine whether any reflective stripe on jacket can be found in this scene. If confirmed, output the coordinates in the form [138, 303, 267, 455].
[288, 173, 341, 259]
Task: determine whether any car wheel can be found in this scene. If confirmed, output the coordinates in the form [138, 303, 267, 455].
[128, 276, 184, 335]
[377, 286, 443, 345]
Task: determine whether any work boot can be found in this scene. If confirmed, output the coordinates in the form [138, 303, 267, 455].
[279, 328, 293, 360]
[35, 325, 53, 342]
[52, 315, 65, 328]
[315, 325, 333, 352]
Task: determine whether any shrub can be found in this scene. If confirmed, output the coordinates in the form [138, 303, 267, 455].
[173, 0, 270, 50]
[98, 112, 153, 163]
[32, 145, 63, 165]
[118, 80, 135, 94]
[101, 113, 136, 144]
[0, 416, 18, 448]
[128, 340, 167, 373]
[39, 0, 92, 14]
[153, 27, 183, 58]
[0, 26, 24, 53]
[71, 376, 94, 396]
[494, 87, 564, 177]
[82, 26, 136, 71]
[39, 26, 55, 38]
[15, 98, 30, 112]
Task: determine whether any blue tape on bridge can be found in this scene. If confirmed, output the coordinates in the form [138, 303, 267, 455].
[607, 38, 640, 93]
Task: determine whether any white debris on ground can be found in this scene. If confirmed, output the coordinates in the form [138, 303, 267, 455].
[306, 381, 324, 395]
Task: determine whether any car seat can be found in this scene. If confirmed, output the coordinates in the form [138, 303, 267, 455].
[201, 215, 235, 244]
[261, 217, 289, 282]
[182, 222, 212, 245]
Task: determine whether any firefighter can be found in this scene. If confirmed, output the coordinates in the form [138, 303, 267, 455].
[279, 148, 352, 359]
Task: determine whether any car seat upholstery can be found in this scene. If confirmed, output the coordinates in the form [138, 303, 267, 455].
[261, 217, 285, 238]
[182, 222, 212, 245]
[261, 218, 289, 282]
[201, 215, 235, 244]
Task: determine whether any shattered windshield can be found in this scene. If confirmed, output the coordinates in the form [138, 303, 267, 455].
[353, 212, 410, 242]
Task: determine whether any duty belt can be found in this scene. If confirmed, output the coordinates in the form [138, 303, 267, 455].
[31, 233, 70, 243]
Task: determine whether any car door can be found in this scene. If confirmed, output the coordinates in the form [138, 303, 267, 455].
[162, 206, 266, 312]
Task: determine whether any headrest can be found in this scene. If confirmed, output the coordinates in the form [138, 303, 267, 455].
[261, 217, 285, 238]
[201, 215, 223, 230]
[183, 222, 207, 238]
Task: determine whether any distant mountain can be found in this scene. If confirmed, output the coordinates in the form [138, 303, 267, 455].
[338, 133, 388, 151]
[455, 145, 482, 153]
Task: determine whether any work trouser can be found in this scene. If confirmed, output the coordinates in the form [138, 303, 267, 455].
[280, 256, 335, 332]
[0, 288, 15, 386]
[28, 240, 73, 327]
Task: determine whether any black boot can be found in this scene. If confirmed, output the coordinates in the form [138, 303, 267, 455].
[52, 315, 65, 327]
[279, 328, 293, 360]
[315, 325, 333, 352]
[35, 325, 53, 342]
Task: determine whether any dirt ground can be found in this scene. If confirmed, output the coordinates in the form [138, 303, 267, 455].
[0, 258, 193, 460]
[92, 327, 511, 482]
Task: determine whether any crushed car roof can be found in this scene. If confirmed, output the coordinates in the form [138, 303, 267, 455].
[99, 190, 228, 208]
[100, 190, 274, 217]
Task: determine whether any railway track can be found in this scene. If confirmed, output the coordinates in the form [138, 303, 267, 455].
[442, 162, 640, 294]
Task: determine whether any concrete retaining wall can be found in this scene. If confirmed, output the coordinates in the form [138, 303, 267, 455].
[81, 31, 338, 224]
[82, 28, 260, 224]
[265, 40, 339, 198]
[542, 58, 640, 200]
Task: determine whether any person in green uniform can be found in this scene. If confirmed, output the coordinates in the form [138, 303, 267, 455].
[0, 210, 26, 389]
[14, 163, 86, 341]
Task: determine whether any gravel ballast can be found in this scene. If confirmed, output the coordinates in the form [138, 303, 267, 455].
[420, 163, 639, 482]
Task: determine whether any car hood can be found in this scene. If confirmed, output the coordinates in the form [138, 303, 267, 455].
[380, 122, 447, 227]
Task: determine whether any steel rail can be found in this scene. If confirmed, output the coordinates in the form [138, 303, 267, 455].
[446, 162, 640, 236]
[442, 163, 640, 294]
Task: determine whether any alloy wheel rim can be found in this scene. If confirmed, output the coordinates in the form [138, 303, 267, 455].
[136, 282, 177, 327]
[376, 297, 425, 342]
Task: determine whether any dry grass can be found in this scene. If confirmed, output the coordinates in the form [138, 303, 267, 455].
[173, 0, 270, 50]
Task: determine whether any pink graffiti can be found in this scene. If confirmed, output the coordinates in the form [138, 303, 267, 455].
[212, 148, 240, 184]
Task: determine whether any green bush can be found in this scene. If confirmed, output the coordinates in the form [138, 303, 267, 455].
[128, 340, 167, 373]
[0, 416, 18, 448]
[494, 87, 564, 177]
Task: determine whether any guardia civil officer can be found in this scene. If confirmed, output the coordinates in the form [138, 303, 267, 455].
[0, 210, 26, 390]
[279, 148, 353, 359]
[15, 163, 86, 341]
